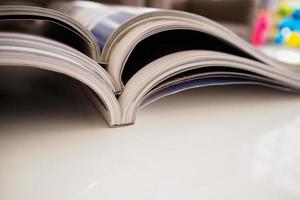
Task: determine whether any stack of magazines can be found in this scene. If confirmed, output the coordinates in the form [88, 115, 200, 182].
[0, 1, 299, 127]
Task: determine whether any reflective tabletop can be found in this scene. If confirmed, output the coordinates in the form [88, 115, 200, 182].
[1, 85, 300, 200]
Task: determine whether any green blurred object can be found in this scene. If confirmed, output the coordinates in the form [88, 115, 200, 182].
[279, 5, 294, 17]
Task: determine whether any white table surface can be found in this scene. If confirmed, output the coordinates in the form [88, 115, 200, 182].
[1, 85, 300, 200]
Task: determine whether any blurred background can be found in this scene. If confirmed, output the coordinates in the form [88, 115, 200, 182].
[2, 0, 300, 64]
[3, 0, 300, 47]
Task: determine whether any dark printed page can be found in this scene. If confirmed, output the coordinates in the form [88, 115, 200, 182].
[50, 1, 154, 51]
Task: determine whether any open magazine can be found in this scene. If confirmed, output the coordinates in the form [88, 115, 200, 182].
[0, 1, 300, 127]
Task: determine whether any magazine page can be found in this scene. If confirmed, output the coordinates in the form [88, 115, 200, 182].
[49, 1, 154, 51]
[142, 76, 289, 107]
[0, 5, 101, 61]
[119, 50, 300, 124]
[0, 32, 122, 126]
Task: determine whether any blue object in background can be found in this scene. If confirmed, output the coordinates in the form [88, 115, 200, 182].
[279, 17, 300, 31]
[292, 9, 300, 19]
[275, 32, 286, 44]
[276, 9, 300, 45]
